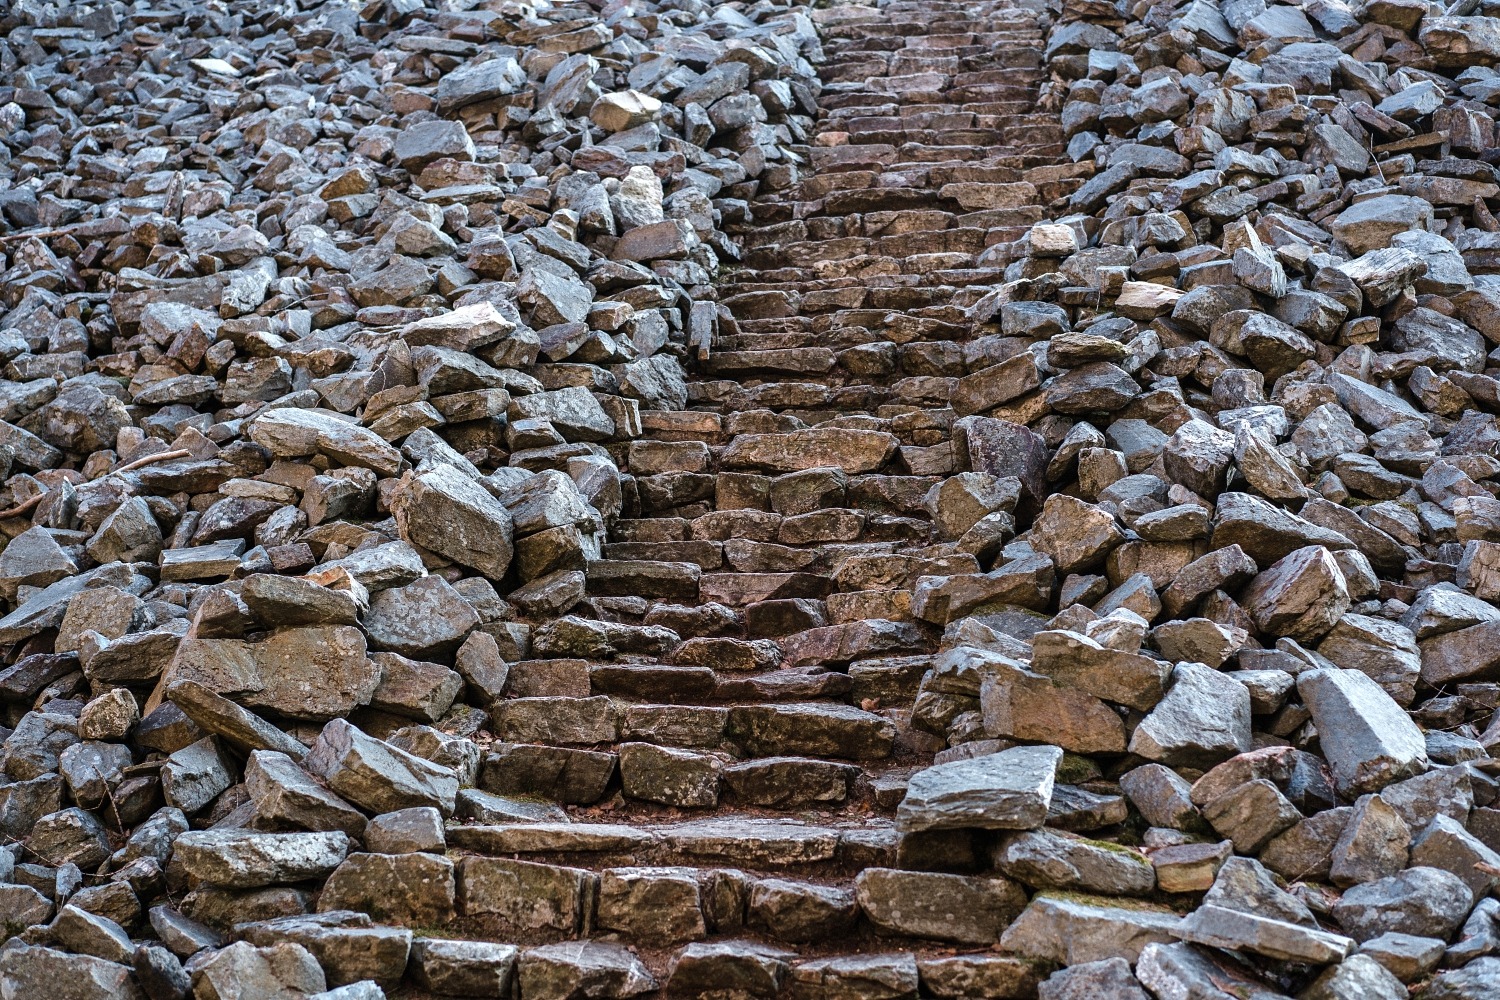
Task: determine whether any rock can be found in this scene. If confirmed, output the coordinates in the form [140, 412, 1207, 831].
[590, 90, 661, 132]
[1030, 495, 1125, 573]
[1299, 954, 1410, 1000]
[319, 852, 456, 925]
[1356, 932, 1444, 982]
[166, 681, 312, 760]
[667, 942, 792, 999]
[1038, 958, 1150, 1000]
[393, 120, 474, 174]
[1297, 668, 1429, 796]
[1408, 814, 1500, 899]
[167, 626, 378, 723]
[191, 941, 326, 1000]
[0, 945, 144, 1000]
[239, 912, 412, 986]
[1329, 794, 1409, 888]
[1129, 661, 1252, 767]
[747, 879, 857, 941]
[517, 942, 656, 1000]
[1200, 779, 1302, 854]
[1421, 957, 1500, 999]
[1135, 943, 1290, 1000]
[248, 409, 402, 477]
[1331, 867, 1474, 942]
[1330, 195, 1434, 256]
[1030, 629, 1170, 710]
[895, 744, 1061, 833]
[993, 828, 1155, 895]
[855, 868, 1027, 944]
[173, 830, 350, 888]
[1001, 894, 1185, 965]
[392, 465, 513, 581]
[618, 742, 720, 808]
[304, 719, 459, 817]
[1419, 17, 1500, 69]
[721, 429, 898, 474]
[1174, 904, 1354, 964]
[410, 939, 517, 997]
[1242, 546, 1350, 642]
[364, 807, 445, 854]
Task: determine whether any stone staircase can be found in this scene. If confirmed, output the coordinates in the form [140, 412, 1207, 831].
[439, 0, 1080, 992]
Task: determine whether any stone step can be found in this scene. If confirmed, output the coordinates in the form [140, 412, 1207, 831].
[489, 696, 898, 758]
[447, 815, 897, 868]
[432, 843, 1055, 983]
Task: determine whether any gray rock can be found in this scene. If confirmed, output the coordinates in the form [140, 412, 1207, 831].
[1356, 932, 1445, 982]
[304, 718, 459, 817]
[992, 828, 1155, 896]
[1297, 668, 1429, 796]
[167, 626, 378, 722]
[318, 852, 456, 926]
[1329, 794, 1409, 888]
[245, 750, 367, 839]
[1299, 954, 1410, 999]
[1129, 660, 1252, 767]
[391, 464, 513, 581]
[1421, 958, 1500, 1000]
[239, 912, 412, 987]
[1038, 958, 1149, 1000]
[666, 942, 792, 1000]
[1135, 942, 1290, 1000]
[392, 120, 475, 174]
[1174, 904, 1354, 964]
[1332, 867, 1474, 942]
[173, 830, 350, 888]
[0, 945, 144, 1000]
[895, 743, 1061, 833]
[191, 941, 326, 1000]
[517, 942, 656, 1000]
[363, 807, 445, 854]
[1408, 814, 1500, 899]
[1000, 894, 1185, 965]
[410, 939, 517, 997]
[855, 868, 1027, 945]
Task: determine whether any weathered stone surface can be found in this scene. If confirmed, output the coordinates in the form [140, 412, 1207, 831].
[1298, 668, 1429, 796]
[855, 868, 1027, 944]
[304, 719, 459, 817]
[1175, 905, 1354, 964]
[173, 830, 350, 888]
[518, 942, 656, 1000]
[391, 465, 513, 581]
[191, 941, 326, 1000]
[1331, 867, 1474, 942]
[896, 744, 1060, 833]
[1129, 661, 1252, 767]
[1001, 894, 1185, 965]
[319, 852, 456, 926]
[167, 627, 378, 722]
[993, 828, 1155, 895]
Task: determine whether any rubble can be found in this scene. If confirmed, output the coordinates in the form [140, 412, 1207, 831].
[6, 0, 1500, 992]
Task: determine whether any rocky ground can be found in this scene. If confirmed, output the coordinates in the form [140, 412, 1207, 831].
[3, 0, 1500, 996]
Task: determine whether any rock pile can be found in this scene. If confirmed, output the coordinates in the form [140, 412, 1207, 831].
[4, 0, 1500, 995]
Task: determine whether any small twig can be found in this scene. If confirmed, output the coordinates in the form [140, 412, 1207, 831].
[0, 449, 190, 521]
[110, 448, 191, 475]
[0, 227, 78, 244]
[0, 492, 45, 519]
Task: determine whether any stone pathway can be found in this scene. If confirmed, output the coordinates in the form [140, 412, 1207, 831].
[11, 0, 1500, 994]
[455, 0, 1082, 987]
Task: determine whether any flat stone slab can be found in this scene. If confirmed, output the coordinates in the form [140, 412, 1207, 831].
[896, 743, 1061, 833]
